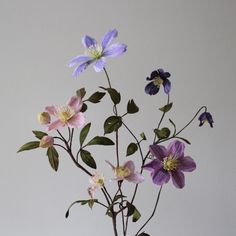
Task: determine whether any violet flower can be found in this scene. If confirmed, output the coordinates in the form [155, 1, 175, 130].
[145, 69, 171, 95]
[143, 140, 196, 189]
[198, 112, 214, 128]
[68, 29, 127, 77]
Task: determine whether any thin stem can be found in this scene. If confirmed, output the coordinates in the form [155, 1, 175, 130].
[104, 67, 112, 88]
[135, 186, 163, 236]
[54, 143, 68, 152]
[70, 128, 74, 149]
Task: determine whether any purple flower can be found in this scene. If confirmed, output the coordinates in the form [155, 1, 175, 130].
[198, 112, 214, 128]
[68, 29, 127, 77]
[145, 69, 171, 95]
[143, 140, 196, 189]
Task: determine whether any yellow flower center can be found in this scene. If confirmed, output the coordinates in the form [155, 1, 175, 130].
[58, 106, 75, 123]
[115, 167, 131, 178]
[153, 77, 163, 86]
[163, 155, 179, 171]
[87, 44, 103, 59]
[96, 178, 104, 186]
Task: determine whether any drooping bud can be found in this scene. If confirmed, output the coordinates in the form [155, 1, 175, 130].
[39, 135, 54, 148]
[38, 112, 51, 125]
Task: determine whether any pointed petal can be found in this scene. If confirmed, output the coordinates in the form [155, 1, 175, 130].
[67, 55, 91, 67]
[67, 96, 82, 112]
[48, 119, 64, 131]
[143, 159, 162, 174]
[178, 156, 196, 172]
[126, 172, 144, 184]
[149, 144, 167, 161]
[171, 171, 185, 188]
[163, 79, 171, 94]
[45, 105, 57, 116]
[67, 113, 85, 128]
[167, 140, 185, 158]
[82, 35, 97, 48]
[152, 168, 170, 185]
[124, 160, 135, 174]
[103, 43, 127, 57]
[93, 57, 106, 72]
[72, 61, 92, 77]
[102, 29, 118, 49]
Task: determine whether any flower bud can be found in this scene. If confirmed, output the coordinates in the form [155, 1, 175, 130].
[38, 112, 51, 125]
[39, 136, 54, 148]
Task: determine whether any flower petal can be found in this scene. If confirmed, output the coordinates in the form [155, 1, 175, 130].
[67, 96, 83, 112]
[143, 159, 162, 174]
[67, 112, 85, 128]
[45, 105, 57, 116]
[178, 156, 196, 172]
[103, 43, 127, 57]
[171, 170, 185, 188]
[145, 82, 159, 95]
[124, 160, 135, 174]
[152, 168, 170, 185]
[82, 35, 97, 48]
[149, 144, 167, 161]
[167, 140, 185, 159]
[48, 119, 64, 131]
[126, 172, 144, 184]
[93, 57, 106, 72]
[163, 79, 171, 94]
[67, 55, 91, 67]
[72, 61, 92, 77]
[102, 29, 118, 49]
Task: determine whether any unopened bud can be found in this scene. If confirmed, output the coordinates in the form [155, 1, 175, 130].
[39, 136, 54, 148]
[38, 112, 51, 125]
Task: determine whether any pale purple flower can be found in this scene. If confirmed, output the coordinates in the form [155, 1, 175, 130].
[143, 140, 196, 189]
[68, 29, 127, 76]
[198, 111, 214, 128]
[106, 160, 144, 184]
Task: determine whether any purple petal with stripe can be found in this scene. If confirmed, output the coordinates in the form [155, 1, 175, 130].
[93, 57, 106, 72]
[149, 144, 167, 161]
[102, 29, 118, 49]
[103, 43, 127, 57]
[143, 159, 162, 174]
[152, 168, 170, 185]
[163, 79, 171, 94]
[68, 55, 91, 67]
[178, 156, 196, 172]
[72, 60, 93, 77]
[82, 35, 97, 48]
[167, 140, 185, 158]
[171, 170, 185, 188]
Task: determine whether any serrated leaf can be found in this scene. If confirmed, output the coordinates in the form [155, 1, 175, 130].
[176, 137, 191, 144]
[81, 103, 88, 112]
[126, 143, 138, 156]
[76, 88, 86, 99]
[154, 127, 171, 139]
[32, 130, 48, 139]
[159, 102, 173, 113]
[17, 141, 40, 153]
[80, 150, 96, 169]
[47, 146, 59, 171]
[140, 132, 147, 140]
[107, 88, 121, 105]
[127, 99, 139, 114]
[138, 233, 150, 236]
[80, 123, 91, 146]
[132, 208, 141, 222]
[87, 136, 114, 146]
[87, 92, 106, 103]
[104, 116, 122, 134]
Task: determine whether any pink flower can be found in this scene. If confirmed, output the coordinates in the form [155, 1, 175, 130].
[39, 135, 54, 148]
[37, 112, 51, 125]
[106, 160, 144, 184]
[87, 172, 105, 199]
[45, 96, 85, 131]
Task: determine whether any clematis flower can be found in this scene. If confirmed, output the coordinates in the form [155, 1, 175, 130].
[45, 96, 85, 131]
[106, 160, 144, 184]
[68, 29, 127, 77]
[87, 172, 105, 199]
[39, 135, 54, 148]
[143, 140, 196, 189]
[198, 112, 214, 128]
[145, 69, 171, 95]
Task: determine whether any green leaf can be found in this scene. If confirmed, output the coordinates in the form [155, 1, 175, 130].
[76, 88, 86, 99]
[159, 102, 173, 113]
[140, 132, 147, 140]
[126, 143, 138, 156]
[107, 88, 121, 105]
[80, 150, 96, 169]
[104, 116, 122, 134]
[154, 127, 171, 139]
[87, 136, 114, 146]
[81, 103, 88, 112]
[87, 92, 106, 103]
[126, 202, 135, 217]
[17, 141, 40, 153]
[176, 137, 191, 145]
[169, 119, 176, 135]
[47, 146, 59, 171]
[127, 99, 139, 114]
[80, 123, 91, 146]
[132, 208, 141, 222]
[32, 130, 48, 139]
[138, 233, 150, 236]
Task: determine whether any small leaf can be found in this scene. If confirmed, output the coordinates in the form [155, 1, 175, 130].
[126, 202, 135, 217]
[81, 103, 88, 112]
[32, 131, 47, 139]
[87, 136, 114, 146]
[169, 119, 176, 135]
[140, 132, 147, 140]
[132, 208, 141, 222]
[80, 123, 91, 146]
[138, 233, 150, 236]
[87, 92, 106, 103]
[80, 150, 96, 169]
[17, 141, 40, 153]
[127, 99, 139, 114]
[154, 127, 171, 139]
[88, 199, 95, 209]
[176, 137, 191, 145]
[104, 116, 122, 134]
[76, 88, 86, 99]
[159, 102, 173, 113]
[126, 143, 138, 156]
[47, 146, 59, 171]
[107, 88, 121, 105]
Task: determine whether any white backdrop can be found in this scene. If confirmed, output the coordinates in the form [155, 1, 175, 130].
[0, 0, 235, 235]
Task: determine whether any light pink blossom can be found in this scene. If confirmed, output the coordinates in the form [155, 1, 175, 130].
[39, 135, 54, 148]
